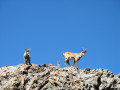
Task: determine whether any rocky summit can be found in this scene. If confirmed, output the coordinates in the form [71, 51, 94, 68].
[0, 64, 120, 90]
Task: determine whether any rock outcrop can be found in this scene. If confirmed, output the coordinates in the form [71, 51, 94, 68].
[0, 64, 120, 90]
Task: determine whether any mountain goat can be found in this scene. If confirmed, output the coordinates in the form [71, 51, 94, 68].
[24, 48, 31, 65]
[63, 48, 87, 68]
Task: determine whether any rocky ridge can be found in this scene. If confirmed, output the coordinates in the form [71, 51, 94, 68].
[0, 64, 120, 90]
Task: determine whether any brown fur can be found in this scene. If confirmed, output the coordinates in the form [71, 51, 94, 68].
[24, 48, 31, 65]
[63, 48, 87, 67]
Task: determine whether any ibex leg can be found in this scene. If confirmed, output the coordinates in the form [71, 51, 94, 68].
[25, 59, 28, 64]
[67, 60, 71, 67]
[29, 60, 31, 65]
[75, 61, 78, 68]
[72, 61, 75, 66]
[24, 61, 26, 64]
[24, 59, 26, 64]
[64, 59, 68, 67]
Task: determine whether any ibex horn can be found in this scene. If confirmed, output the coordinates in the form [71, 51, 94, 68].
[83, 48, 84, 51]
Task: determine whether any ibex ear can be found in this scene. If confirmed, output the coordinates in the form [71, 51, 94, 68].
[82, 48, 84, 51]
[85, 48, 87, 53]
[82, 48, 84, 52]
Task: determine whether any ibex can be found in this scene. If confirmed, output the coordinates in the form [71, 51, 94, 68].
[24, 48, 31, 65]
[63, 48, 87, 68]
[57, 60, 60, 67]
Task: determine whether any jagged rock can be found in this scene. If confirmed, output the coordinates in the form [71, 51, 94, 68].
[48, 64, 53, 66]
[0, 64, 120, 90]
[118, 73, 120, 78]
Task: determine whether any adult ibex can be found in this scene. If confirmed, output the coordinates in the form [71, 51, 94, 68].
[24, 48, 31, 65]
[63, 48, 87, 68]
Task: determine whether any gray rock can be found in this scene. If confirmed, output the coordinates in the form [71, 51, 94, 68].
[0, 64, 119, 90]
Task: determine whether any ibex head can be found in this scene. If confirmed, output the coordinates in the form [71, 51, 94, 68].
[25, 48, 30, 53]
[82, 48, 87, 56]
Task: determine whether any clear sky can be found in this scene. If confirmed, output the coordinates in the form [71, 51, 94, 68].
[0, 0, 120, 74]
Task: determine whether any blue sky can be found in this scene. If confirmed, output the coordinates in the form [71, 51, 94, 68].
[0, 0, 120, 74]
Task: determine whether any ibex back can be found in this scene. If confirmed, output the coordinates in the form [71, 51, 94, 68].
[63, 48, 87, 68]
[24, 48, 31, 65]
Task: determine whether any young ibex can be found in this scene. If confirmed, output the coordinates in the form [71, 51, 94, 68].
[57, 60, 60, 68]
[63, 48, 87, 68]
[24, 48, 31, 65]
